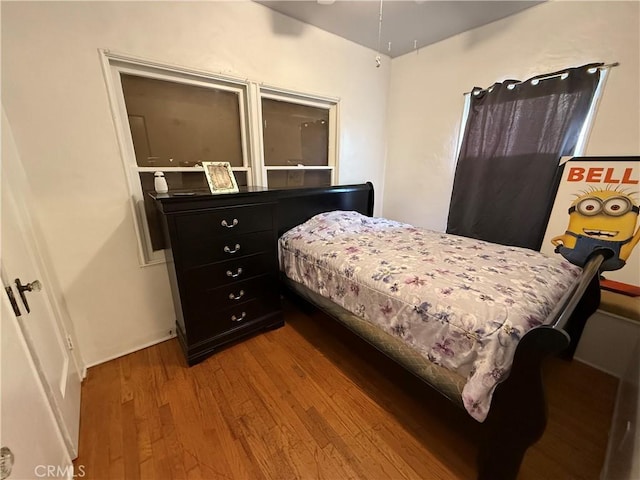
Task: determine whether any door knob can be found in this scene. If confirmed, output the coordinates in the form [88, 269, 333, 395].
[15, 278, 41, 314]
[0, 446, 14, 480]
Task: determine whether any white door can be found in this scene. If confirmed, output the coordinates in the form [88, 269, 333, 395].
[0, 292, 73, 480]
[0, 179, 82, 460]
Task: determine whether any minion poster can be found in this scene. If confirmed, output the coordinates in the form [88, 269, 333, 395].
[541, 156, 640, 290]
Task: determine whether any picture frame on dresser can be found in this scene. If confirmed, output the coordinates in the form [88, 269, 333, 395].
[203, 161, 239, 194]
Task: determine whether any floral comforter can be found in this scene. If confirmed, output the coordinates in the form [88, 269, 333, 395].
[279, 211, 582, 422]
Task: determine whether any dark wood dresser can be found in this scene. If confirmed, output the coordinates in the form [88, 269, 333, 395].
[153, 188, 284, 365]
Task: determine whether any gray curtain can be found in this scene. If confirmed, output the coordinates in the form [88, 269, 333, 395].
[446, 63, 602, 250]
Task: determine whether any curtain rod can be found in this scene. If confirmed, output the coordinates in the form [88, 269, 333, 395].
[463, 62, 619, 96]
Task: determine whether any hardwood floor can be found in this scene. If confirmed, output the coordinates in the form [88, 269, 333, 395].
[75, 300, 618, 479]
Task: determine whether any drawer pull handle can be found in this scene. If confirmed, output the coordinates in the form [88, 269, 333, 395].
[221, 218, 239, 228]
[224, 244, 241, 254]
[226, 268, 243, 278]
[228, 290, 245, 301]
[231, 312, 247, 322]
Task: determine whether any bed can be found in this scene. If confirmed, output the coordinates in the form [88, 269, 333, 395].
[274, 182, 605, 480]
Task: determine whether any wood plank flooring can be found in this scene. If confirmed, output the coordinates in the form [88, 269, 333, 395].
[75, 300, 618, 479]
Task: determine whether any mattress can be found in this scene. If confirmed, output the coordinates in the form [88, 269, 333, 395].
[278, 211, 582, 422]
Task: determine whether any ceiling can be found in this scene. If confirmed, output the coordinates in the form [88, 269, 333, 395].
[256, 1, 542, 58]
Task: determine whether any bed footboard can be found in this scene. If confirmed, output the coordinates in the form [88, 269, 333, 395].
[477, 325, 570, 479]
[477, 252, 605, 480]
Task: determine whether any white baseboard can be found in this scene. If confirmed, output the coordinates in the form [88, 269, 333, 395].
[573, 356, 618, 378]
[84, 332, 177, 370]
[575, 309, 640, 378]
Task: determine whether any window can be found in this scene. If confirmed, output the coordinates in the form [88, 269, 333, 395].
[260, 92, 337, 188]
[101, 51, 339, 265]
[120, 74, 246, 169]
[447, 63, 611, 250]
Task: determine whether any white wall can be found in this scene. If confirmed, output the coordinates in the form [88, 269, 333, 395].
[383, 0, 640, 231]
[1, 1, 390, 366]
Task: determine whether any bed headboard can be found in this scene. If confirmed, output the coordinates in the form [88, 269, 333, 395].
[275, 182, 374, 237]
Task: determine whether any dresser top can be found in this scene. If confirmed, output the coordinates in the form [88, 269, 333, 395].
[150, 185, 270, 201]
[150, 186, 279, 212]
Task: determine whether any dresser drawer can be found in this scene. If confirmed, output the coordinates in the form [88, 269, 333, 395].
[175, 203, 274, 239]
[178, 230, 275, 268]
[187, 275, 277, 312]
[186, 293, 281, 344]
[183, 252, 277, 290]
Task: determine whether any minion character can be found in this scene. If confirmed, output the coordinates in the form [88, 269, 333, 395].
[551, 188, 640, 271]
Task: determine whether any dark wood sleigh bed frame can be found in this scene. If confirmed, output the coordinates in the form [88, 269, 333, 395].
[274, 182, 605, 480]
